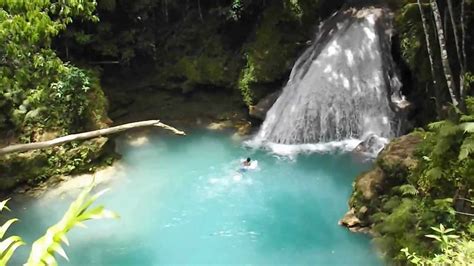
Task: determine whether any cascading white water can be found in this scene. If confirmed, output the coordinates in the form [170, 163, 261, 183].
[254, 8, 407, 150]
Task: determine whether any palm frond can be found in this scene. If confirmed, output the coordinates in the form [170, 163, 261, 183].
[0, 235, 25, 265]
[0, 198, 25, 265]
[24, 185, 118, 266]
[0, 199, 11, 212]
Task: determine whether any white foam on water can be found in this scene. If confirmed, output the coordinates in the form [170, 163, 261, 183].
[245, 133, 389, 159]
[245, 138, 359, 158]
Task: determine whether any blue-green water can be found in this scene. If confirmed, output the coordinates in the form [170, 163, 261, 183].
[9, 131, 381, 265]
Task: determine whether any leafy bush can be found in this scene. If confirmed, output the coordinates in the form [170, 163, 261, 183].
[0, 0, 105, 138]
[357, 98, 474, 263]
[403, 224, 474, 265]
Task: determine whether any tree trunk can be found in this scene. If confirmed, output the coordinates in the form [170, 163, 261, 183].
[430, 0, 459, 107]
[417, 0, 442, 115]
[460, 0, 468, 105]
[447, 0, 466, 109]
[197, 0, 203, 22]
[0, 120, 185, 155]
[461, 0, 467, 68]
[164, 0, 169, 23]
[444, 8, 449, 43]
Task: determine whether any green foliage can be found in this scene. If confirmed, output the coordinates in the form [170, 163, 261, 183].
[0, 0, 105, 137]
[352, 99, 474, 263]
[398, 184, 419, 196]
[237, 0, 319, 105]
[0, 137, 115, 192]
[0, 199, 24, 265]
[0, 0, 113, 191]
[402, 225, 474, 265]
[0, 186, 117, 265]
[413, 104, 474, 194]
[238, 56, 257, 105]
[396, 3, 424, 71]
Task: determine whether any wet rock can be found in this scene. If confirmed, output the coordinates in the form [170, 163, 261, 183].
[353, 134, 388, 155]
[339, 208, 360, 227]
[377, 133, 422, 173]
[339, 208, 372, 234]
[207, 120, 233, 130]
[355, 167, 385, 201]
[249, 90, 281, 120]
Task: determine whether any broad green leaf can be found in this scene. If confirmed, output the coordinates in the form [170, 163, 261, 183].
[426, 234, 442, 242]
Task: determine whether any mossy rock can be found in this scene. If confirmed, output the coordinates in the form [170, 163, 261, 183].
[377, 133, 422, 181]
[345, 133, 423, 228]
[0, 137, 115, 192]
[238, 1, 313, 105]
[153, 15, 241, 92]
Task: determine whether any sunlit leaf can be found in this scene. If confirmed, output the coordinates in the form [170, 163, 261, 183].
[0, 199, 11, 212]
[0, 218, 19, 239]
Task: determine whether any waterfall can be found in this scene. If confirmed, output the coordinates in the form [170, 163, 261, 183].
[254, 8, 407, 150]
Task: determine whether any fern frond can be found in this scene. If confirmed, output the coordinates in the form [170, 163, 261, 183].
[399, 184, 418, 196]
[428, 121, 447, 131]
[459, 135, 474, 160]
[25, 185, 118, 266]
[438, 122, 461, 137]
[460, 115, 474, 122]
[460, 122, 474, 133]
[426, 167, 443, 181]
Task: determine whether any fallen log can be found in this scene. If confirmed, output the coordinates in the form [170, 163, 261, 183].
[0, 120, 185, 156]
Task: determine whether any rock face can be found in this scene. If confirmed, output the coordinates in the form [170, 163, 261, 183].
[249, 90, 282, 120]
[339, 133, 422, 232]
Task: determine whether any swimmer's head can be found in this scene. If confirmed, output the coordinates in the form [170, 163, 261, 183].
[246, 157, 251, 162]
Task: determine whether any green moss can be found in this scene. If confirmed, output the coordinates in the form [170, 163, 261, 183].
[153, 15, 240, 92]
[172, 55, 234, 93]
[0, 137, 117, 192]
[237, 1, 320, 105]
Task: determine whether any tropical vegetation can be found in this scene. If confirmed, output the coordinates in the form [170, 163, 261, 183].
[0, 0, 473, 265]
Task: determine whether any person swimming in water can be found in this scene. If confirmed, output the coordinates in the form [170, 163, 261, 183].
[242, 157, 251, 167]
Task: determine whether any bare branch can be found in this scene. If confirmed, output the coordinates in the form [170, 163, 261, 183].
[0, 120, 185, 155]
